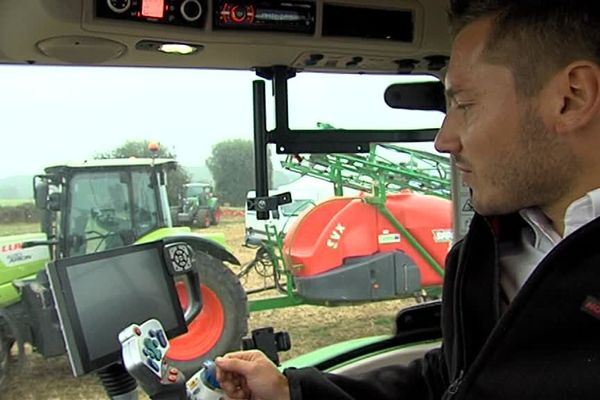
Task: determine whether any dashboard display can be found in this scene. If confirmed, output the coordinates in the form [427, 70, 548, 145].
[141, 0, 165, 18]
[97, 0, 209, 29]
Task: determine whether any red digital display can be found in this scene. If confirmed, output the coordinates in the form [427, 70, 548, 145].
[141, 0, 165, 19]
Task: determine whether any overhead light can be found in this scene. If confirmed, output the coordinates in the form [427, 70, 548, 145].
[158, 43, 198, 55]
[136, 40, 203, 55]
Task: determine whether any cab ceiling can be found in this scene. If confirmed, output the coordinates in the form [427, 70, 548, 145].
[0, 0, 451, 74]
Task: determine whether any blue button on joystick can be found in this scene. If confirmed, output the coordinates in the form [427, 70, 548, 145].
[147, 358, 160, 372]
[157, 330, 168, 348]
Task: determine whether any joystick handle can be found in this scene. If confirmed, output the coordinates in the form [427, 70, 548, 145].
[185, 360, 223, 400]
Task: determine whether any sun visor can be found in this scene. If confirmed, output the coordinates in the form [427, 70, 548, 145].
[36, 36, 127, 64]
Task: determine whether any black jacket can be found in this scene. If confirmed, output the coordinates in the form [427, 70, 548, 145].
[284, 213, 600, 399]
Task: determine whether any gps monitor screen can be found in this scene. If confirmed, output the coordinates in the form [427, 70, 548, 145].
[47, 241, 186, 376]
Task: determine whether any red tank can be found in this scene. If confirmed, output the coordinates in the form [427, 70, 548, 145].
[283, 192, 452, 287]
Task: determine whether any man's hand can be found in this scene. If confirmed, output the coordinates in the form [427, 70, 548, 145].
[215, 350, 290, 400]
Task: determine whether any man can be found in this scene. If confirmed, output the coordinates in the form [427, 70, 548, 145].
[216, 1, 600, 398]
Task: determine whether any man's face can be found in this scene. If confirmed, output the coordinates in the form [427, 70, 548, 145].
[435, 18, 575, 216]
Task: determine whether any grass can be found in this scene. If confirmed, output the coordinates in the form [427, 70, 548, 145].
[0, 222, 40, 236]
[249, 299, 412, 362]
[0, 199, 33, 206]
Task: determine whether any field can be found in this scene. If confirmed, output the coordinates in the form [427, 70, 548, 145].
[0, 223, 40, 236]
[2, 214, 415, 399]
[0, 199, 32, 207]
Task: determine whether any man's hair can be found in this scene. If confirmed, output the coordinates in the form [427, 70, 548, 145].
[448, 0, 600, 96]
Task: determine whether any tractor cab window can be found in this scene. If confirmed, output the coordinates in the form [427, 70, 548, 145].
[185, 185, 205, 198]
[183, 184, 213, 206]
[131, 171, 160, 236]
[66, 171, 158, 256]
[67, 172, 132, 256]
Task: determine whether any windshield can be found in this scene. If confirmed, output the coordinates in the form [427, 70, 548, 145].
[185, 185, 210, 198]
[0, 66, 443, 179]
[1, 65, 447, 400]
[66, 171, 159, 256]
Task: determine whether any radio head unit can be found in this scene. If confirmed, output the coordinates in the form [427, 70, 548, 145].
[214, 0, 316, 34]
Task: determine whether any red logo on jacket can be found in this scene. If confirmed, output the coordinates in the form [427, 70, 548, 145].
[581, 296, 600, 321]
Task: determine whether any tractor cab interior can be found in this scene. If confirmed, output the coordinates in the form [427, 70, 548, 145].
[0, 1, 460, 399]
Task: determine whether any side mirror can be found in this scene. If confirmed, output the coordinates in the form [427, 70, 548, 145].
[34, 178, 49, 209]
[384, 81, 446, 112]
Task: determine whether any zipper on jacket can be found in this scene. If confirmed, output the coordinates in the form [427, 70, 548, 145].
[443, 217, 510, 400]
[443, 369, 464, 400]
[453, 237, 469, 374]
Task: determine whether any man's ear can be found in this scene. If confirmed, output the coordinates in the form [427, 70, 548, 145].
[554, 62, 600, 134]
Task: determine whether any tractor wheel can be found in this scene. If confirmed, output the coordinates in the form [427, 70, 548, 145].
[191, 210, 211, 229]
[166, 255, 248, 377]
[0, 335, 12, 389]
[210, 207, 221, 226]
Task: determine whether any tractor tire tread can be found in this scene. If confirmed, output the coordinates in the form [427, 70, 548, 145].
[167, 254, 248, 377]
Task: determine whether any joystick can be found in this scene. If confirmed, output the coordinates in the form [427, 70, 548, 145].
[120, 319, 224, 400]
[120, 319, 187, 399]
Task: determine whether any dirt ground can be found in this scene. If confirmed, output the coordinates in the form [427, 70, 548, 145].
[2, 215, 414, 399]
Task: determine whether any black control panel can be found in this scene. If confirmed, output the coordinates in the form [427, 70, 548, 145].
[214, 0, 315, 34]
[96, 0, 208, 28]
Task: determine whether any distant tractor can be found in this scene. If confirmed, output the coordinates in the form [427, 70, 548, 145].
[175, 183, 221, 228]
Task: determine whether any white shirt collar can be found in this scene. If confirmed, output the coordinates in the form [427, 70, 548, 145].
[564, 188, 600, 237]
[499, 188, 600, 305]
[519, 187, 600, 247]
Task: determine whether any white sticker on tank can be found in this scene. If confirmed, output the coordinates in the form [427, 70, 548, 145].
[432, 229, 453, 243]
[378, 233, 401, 244]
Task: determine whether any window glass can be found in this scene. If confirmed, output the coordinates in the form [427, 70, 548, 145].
[68, 172, 133, 255]
[131, 171, 159, 236]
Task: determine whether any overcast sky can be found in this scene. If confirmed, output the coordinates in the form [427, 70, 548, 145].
[0, 65, 444, 179]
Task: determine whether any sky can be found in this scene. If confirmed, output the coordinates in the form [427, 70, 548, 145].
[0, 65, 445, 179]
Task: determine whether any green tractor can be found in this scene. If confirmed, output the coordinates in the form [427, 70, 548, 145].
[0, 158, 247, 385]
[174, 182, 221, 228]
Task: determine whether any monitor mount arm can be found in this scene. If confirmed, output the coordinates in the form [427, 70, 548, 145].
[249, 65, 439, 220]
